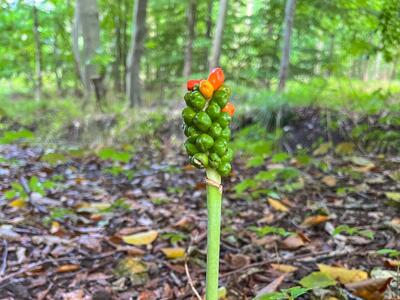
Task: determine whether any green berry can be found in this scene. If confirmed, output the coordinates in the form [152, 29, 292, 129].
[221, 147, 233, 162]
[184, 92, 192, 105]
[193, 111, 212, 132]
[196, 133, 214, 152]
[217, 162, 232, 176]
[212, 138, 227, 156]
[209, 152, 221, 169]
[189, 91, 206, 111]
[191, 153, 208, 168]
[220, 127, 231, 140]
[182, 107, 196, 125]
[184, 141, 199, 156]
[184, 126, 200, 137]
[213, 89, 229, 108]
[209, 122, 222, 139]
[205, 101, 221, 120]
[218, 112, 231, 128]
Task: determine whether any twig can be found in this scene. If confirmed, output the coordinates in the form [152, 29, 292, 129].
[185, 259, 203, 300]
[0, 240, 8, 276]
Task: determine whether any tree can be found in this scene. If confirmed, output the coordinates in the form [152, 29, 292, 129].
[126, 0, 148, 107]
[183, 0, 197, 78]
[278, 0, 297, 91]
[32, 3, 42, 101]
[209, 0, 228, 70]
[72, 0, 104, 98]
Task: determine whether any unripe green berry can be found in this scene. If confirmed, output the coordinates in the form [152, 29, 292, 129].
[212, 138, 227, 156]
[196, 133, 214, 152]
[209, 122, 222, 139]
[218, 112, 231, 128]
[218, 162, 232, 176]
[205, 101, 221, 120]
[209, 152, 221, 169]
[191, 153, 208, 168]
[221, 147, 233, 162]
[193, 111, 212, 132]
[184, 141, 199, 156]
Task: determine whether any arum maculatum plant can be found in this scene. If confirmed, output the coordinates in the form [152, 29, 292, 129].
[182, 68, 235, 299]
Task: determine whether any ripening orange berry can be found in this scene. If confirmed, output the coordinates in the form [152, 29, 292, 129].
[199, 80, 214, 99]
[221, 102, 235, 117]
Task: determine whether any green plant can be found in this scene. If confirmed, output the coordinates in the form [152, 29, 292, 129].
[333, 225, 375, 239]
[249, 225, 293, 238]
[182, 69, 234, 299]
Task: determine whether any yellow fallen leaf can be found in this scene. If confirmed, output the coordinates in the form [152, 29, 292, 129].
[161, 247, 185, 259]
[335, 142, 355, 155]
[313, 142, 331, 156]
[268, 198, 289, 212]
[301, 215, 330, 227]
[9, 198, 26, 208]
[271, 263, 298, 273]
[122, 230, 158, 246]
[50, 221, 61, 234]
[321, 175, 337, 187]
[318, 264, 368, 284]
[385, 192, 400, 202]
[57, 264, 80, 273]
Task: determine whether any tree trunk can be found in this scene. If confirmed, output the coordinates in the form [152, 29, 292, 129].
[278, 0, 297, 91]
[114, 1, 123, 92]
[73, 0, 103, 98]
[126, 0, 148, 107]
[204, 0, 213, 71]
[183, 0, 197, 78]
[32, 4, 42, 101]
[209, 0, 228, 70]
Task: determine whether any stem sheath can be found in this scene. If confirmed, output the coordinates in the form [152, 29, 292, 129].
[205, 168, 222, 300]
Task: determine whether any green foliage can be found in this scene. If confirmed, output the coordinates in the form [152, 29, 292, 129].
[161, 232, 187, 244]
[256, 286, 310, 300]
[377, 248, 400, 258]
[98, 148, 131, 163]
[333, 225, 375, 240]
[248, 226, 292, 238]
[0, 130, 34, 144]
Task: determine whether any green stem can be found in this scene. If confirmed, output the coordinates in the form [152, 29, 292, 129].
[205, 168, 222, 300]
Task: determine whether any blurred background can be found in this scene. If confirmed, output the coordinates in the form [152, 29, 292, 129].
[1, 1, 400, 299]
[0, 0, 399, 148]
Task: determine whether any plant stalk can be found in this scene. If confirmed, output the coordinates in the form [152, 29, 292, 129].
[205, 168, 222, 300]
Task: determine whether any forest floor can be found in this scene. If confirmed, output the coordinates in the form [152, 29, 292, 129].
[0, 111, 400, 300]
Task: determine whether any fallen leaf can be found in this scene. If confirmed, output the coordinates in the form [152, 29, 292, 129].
[300, 271, 337, 289]
[57, 264, 80, 273]
[226, 253, 251, 269]
[268, 198, 289, 212]
[138, 290, 157, 300]
[62, 289, 86, 300]
[160, 247, 185, 259]
[301, 215, 330, 227]
[9, 198, 26, 208]
[313, 142, 331, 155]
[271, 264, 298, 273]
[50, 221, 61, 234]
[385, 192, 400, 202]
[335, 142, 355, 155]
[318, 264, 368, 284]
[384, 259, 400, 268]
[281, 233, 309, 250]
[122, 230, 158, 246]
[345, 277, 392, 300]
[321, 175, 337, 187]
[350, 156, 374, 168]
[255, 275, 286, 298]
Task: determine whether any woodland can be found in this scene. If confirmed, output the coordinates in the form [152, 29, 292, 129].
[0, 0, 399, 299]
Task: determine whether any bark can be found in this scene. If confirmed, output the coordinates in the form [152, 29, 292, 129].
[73, 0, 103, 97]
[209, 0, 228, 70]
[278, 0, 297, 91]
[126, 0, 148, 107]
[113, 1, 123, 92]
[33, 4, 42, 101]
[183, 0, 197, 78]
[204, 0, 213, 70]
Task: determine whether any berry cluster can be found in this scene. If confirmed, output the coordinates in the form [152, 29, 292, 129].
[182, 68, 235, 177]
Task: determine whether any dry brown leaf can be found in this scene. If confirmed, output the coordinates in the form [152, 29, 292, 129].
[271, 263, 298, 273]
[318, 264, 368, 284]
[226, 253, 251, 269]
[321, 175, 337, 187]
[281, 233, 309, 250]
[57, 264, 80, 273]
[122, 230, 158, 246]
[268, 198, 289, 212]
[384, 259, 400, 268]
[301, 215, 330, 227]
[255, 275, 286, 297]
[62, 289, 86, 300]
[345, 277, 392, 300]
[160, 247, 185, 259]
